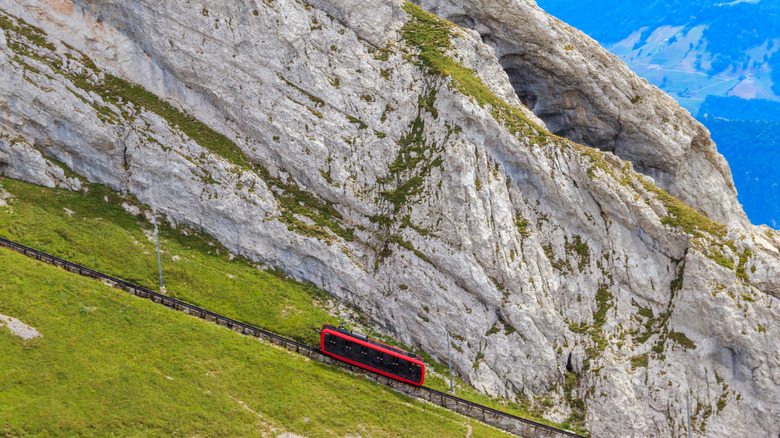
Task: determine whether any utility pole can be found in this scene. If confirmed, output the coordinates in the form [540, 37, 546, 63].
[153, 214, 165, 294]
[447, 328, 454, 394]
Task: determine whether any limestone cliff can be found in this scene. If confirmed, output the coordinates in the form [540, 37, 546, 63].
[0, 0, 778, 437]
[411, 0, 750, 230]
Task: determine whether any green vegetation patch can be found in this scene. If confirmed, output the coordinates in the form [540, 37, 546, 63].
[0, 247, 513, 438]
[0, 177, 580, 433]
[708, 247, 734, 270]
[630, 353, 649, 369]
[566, 235, 590, 272]
[561, 371, 587, 432]
[630, 297, 669, 347]
[397, 235, 434, 264]
[590, 285, 613, 350]
[543, 245, 571, 273]
[256, 167, 354, 242]
[735, 248, 752, 282]
[640, 180, 727, 239]
[486, 322, 502, 336]
[568, 282, 615, 380]
[0, 177, 334, 345]
[695, 239, 752, 285]
[380, 108, 433, 213]
[400, 3, 546, 141]
[0, 12, 55, 51]
[632, 301, 671, 347]
[515, 218, 530, 238]
[94, 74, 254, 169]
[716, 393, 728, 413]
[632, 299, 654, 319]
[347, 115, 368, 130]
[369, 46, 392, 61]
[371, 89, 448, 265]
[577, 146, 615, 180]
[2, 9, 250, 171]
[667, 331, 697, 350]
[2, 9, 353, 243]
[629, 261, 688, 360]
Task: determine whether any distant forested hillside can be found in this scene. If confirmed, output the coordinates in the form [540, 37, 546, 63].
[697, 97, 780, 228]
[537, 0, 779, 50]
[536, 0, 780, 228]
[699, 96, 780, 123]
[538, 0, 780, 103]
[702, 116, 780, 228]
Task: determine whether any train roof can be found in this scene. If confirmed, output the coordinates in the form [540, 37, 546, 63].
[321, 324, 422, 361]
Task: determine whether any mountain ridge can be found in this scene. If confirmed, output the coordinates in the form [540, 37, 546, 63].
[535, 0, 780, 230]
[1, 0, 779, 436]
[410, 0, 749, 229]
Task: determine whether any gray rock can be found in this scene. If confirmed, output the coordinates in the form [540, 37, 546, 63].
[410, 0, 750, 229]
[1, 1, 777, 437]
[0, 314, 42, 340]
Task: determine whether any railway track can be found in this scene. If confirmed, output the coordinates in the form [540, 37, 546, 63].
[0, 235, 585, 438]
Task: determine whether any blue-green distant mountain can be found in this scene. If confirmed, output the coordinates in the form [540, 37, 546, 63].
[537, 0, 780, 112]
[700, 115, 780, 228]
[536, 0, 780, 228]
[699, 96, 780, 122]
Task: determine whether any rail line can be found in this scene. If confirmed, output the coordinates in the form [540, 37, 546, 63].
[0, 235, 584, 438]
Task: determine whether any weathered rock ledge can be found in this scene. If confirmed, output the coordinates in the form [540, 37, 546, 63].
[1, 1, 777, 436]
[411, 0, 749, 229]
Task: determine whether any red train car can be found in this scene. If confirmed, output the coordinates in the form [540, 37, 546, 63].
[320, 324, 425, 386]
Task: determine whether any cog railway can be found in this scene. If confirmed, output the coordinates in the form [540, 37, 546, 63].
[321, 324, 425, 386]
[0, 235, 583, 438]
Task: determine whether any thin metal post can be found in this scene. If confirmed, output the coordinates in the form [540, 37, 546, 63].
[153, 214, 165, 293]
[687, 393, 692, 438]
[447, 328, 454, 394]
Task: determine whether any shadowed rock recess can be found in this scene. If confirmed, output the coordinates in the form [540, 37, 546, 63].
[0, 0, 778, 437]
[410, 0, 750, 230]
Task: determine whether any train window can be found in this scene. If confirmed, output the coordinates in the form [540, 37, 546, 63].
[409, 363, 421, 381]
[399, 362, 411, 380]
[343, 340, 353, 358]
[323, 329, 424, 385]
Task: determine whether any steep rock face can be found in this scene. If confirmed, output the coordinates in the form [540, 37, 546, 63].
[410, 0, 750, 229]
[1, 1, 778, 437]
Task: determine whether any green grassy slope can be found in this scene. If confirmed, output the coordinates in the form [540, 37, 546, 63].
[0, 177, 335, 346]
[0, 176, 577, 433]
[0, 245, 514, 437]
